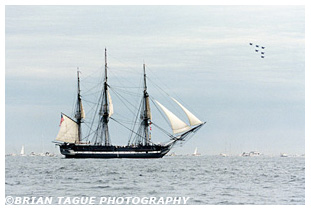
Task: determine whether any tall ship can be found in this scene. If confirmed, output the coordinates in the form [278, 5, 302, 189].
[55, 49, 205, 158]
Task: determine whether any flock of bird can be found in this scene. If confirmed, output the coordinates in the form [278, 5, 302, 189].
[249, 43, 265, 58]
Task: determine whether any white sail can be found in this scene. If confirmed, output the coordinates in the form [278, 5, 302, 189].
[192, 147, 201, 156]
[107, 90, 114, 117]
[80, 101, 85, 119]
[56, 114, 79, 143]
[155, 100, 190, 134]
[171, 97, 203, 126]
[146, 95, 152, 120]
[20, 146, 25, 156]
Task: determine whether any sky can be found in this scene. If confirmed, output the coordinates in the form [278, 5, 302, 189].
[4, 4, 307, 156]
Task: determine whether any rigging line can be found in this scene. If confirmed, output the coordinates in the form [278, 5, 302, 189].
[81, 79, 102, 84]
[80, 80, 102, 89]
[110, 116, 140, 126]
[108, 67, 141, 90]
[81, 97, 99, 117]
[106, 57, 145, 94]
[144, 65, 172, 96]
[147, 76, 170, 97]
[145, 65, 191, 111]
[144, 65, 191, 117]
[70, 84, 78, 119]
[172, 96, 202, 121]
[110, 85, 142, 94]
[128, 97, 143, 145]
[80, 66, 105, 83]
[150, 97, 171, 129]
[86, 88, 103, 142]
[82, 98, 99, 105]
[146, 67, 201, 118]
[82, 91, 99, 101]
[110, 89, 141, 98]
[92, 122, 101, 144]
[108, 53, 143, 75]
[112, 120, 140, 125]
[110, 114, 140, 124]
[82, 90, 102, 97]
[146, 76, 181, 111]
[110, 117, 147, 143]
[81, 119, 96, 131]
[147, 77, 189, 120]
[81, 79, 103, 92]
[111, 85, 141, 89]
[83, 103, 97, 120]
[81, 128, 97, 141]
[174, 131, 196, 146]
[127, 69, 147, 145]
[109, 87, 140, 115]
[151, 122, 175, 139]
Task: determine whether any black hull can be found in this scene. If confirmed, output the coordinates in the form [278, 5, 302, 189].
[59, 144, 171, 159]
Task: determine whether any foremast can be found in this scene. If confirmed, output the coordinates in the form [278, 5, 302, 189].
[142, 64, 152, 146]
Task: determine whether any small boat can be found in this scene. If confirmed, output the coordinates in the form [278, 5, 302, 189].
[168, 152, 177, 157]
[280, 153, 288, 157]
[241, 151, 261, 157]
[192, 147, 201, 156]
[20, 146, 26, 156]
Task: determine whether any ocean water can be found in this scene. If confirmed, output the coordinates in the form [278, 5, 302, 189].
[5, 155, 305, 205]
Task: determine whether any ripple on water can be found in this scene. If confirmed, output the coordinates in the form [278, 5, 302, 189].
[5, 156, 305, 204]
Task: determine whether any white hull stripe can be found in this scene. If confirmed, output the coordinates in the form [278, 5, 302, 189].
[71, 150, 162, 155]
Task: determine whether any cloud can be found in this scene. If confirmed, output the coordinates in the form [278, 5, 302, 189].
[5, 5, 305, 154]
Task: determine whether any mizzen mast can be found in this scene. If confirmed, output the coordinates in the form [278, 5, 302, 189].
[75, 69, 83, 144]
[103, 48, 110, 146]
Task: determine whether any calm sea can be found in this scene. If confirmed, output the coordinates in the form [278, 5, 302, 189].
[5, 155, 305, 205]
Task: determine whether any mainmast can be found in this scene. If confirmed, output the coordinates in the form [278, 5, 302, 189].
[95, 48, 111, 146]
[142, 64, 151, 146]
[75, 69, 82, 144]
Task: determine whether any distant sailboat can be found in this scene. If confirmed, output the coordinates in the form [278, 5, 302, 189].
[280, 153, 288, 157]
[20, 146, 26, 156]
[192, 147, 201, 156]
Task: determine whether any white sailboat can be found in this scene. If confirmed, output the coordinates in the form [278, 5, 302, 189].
[219, 153, 227, 157]
[192, 147, 201, 156]
[20, 146, 26, 156]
